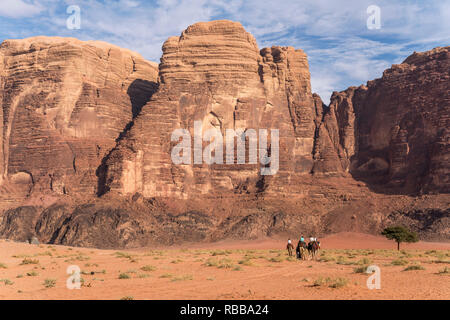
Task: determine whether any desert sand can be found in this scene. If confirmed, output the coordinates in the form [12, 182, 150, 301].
[0, 232, 448, 300]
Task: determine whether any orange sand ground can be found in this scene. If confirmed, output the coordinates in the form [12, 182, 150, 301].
[0, 232, 448, 300]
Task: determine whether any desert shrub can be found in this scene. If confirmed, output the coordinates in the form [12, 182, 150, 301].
[118, 273, 131, 279]
[313, 277, 348, 288]
[286, 256, 297, 262]
[211, 250, 228, 256]
[403, 265, 425, 271]
[140, 265, 156, 272]
[336, 256, 354, 265]
[171, 259, 183, 264]
[217, 258, 234, 268]
[26, 271, 38, 277]
[353, 266, 369, 274]
[204, 258, 219, 267]
[238, 259, 254, 266]
[171, 274, 193, 282]
[329, 278, 349, 288]
[64, 255, 90, 263]
[115, 252, 136, 262]
[0, 279, 14, 285]
[319, 255, 335, 262]
[36, 251, 53, 257]
[120, 296, 134, 300]
[432, 258, 450, 264]
[357, 258, 372, 265]
[438, 267, 450, 274]
[391, 259, 408, 266]
[44, 279, 56, 288]
[159, 273, 173, 278]
[20, 258, 39, 265]
[268, 256, 284, 263]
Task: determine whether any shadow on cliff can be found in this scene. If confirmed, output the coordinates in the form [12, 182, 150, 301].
[96, 79, 159, 196]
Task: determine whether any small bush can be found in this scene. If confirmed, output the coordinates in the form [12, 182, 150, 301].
[140, 265, 156, 272]
[118, 273, 131, 279]
[403, 265, 425, 271]
[313, 277, 348, 288]
[353, 266, 368, 274]
[432, 259, 450, 264]
[238, 259, 254, 266]
[20, 258, 39, 265]
[26, 271, 39, 277]
[204, 258, 235, 269]
[171, 274, 193, 282]
[0, 279, 14, 285]
[0, 263, 7, 269]
[204, 258, 219, 267]
[391, 259, 408, 266]
[217, 259, 234, 269]
[318, 255, 335, 262]
[211, 250, 228, 256]
[357, 258, 372, 265]
[36, 251, 53, 257]
[286, 256, 297, 262]
[336, 256, 354, 265]
[268, 256, 284, 263]
[171, 259, 183, 264]
[329, 278, 349, 288]
[44, 279, 56, 288]
[120, 296, 134, 300]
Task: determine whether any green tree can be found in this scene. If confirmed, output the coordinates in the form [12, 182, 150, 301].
[381, 226, 419, 251]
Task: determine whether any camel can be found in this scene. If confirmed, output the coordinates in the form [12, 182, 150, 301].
[296, 240, 308, 260]
[286, 240, 294, 257]
[307, 241, 319, 259]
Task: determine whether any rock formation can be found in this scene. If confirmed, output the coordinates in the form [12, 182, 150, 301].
[99, 20, 316, 199]
[0, 37, 158, 205]
[313, 47, 450, 194]
[0, 21, 448, 247]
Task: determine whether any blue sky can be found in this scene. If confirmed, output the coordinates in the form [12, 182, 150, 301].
[0, 0, 449, 103]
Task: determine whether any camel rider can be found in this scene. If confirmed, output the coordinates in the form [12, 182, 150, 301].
[300, 235, 305, 243]
[286, 239, 294, 257]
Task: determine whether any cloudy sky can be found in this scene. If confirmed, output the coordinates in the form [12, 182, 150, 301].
[0, 0, 449, 102]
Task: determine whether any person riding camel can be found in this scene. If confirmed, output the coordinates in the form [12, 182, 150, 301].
[286, 239, 294, 257]
[296, 239, 302, 259]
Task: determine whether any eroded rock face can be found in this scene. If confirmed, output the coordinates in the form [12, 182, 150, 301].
[0, 37, 158, 202]
[314, 47, 450, 194]
[101, 20, 316, 198]
[0, 22, 448, 248]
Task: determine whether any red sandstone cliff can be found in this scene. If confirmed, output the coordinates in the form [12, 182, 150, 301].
[0, 21, 448, 247]
[0, 37, 158, 205]
[99, 20, 316, 199]
[313, 47, 450, 194]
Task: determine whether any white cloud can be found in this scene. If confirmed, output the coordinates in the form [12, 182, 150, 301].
[1, 0, 448, 104]
[0, 0, 44, 18]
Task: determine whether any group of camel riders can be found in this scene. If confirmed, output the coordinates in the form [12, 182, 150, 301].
[286, 236, 321, 260]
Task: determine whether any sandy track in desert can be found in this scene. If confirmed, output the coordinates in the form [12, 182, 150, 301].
[0, 232, 449, 300]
